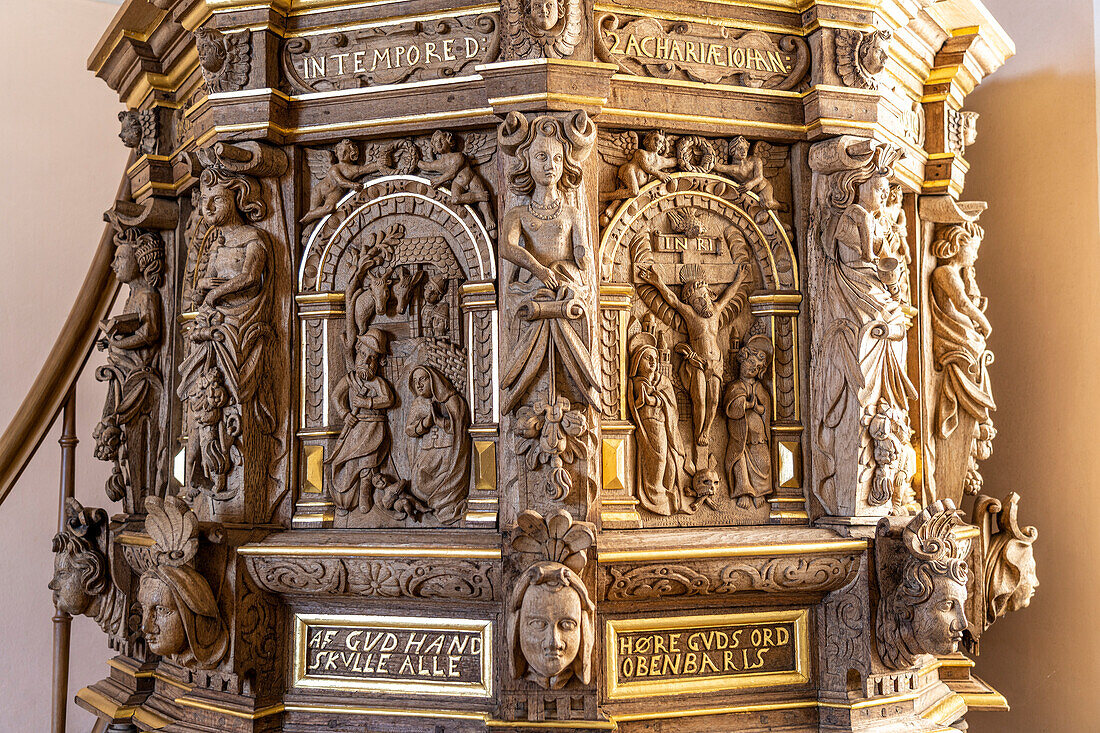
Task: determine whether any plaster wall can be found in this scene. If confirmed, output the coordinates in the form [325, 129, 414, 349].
[0, 0, 1096, 731]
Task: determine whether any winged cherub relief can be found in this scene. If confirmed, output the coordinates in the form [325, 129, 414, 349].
[195, 27, 251, 93]
[713, 136, 787, 211]
[417, 130, 496, 235]
[502, 0, 584, 60]
[301, 139, 381, 225]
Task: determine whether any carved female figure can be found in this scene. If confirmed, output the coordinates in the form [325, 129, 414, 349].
[95, 230, 164, 510]
[178, 167, 275, 503]
[627, 333, 686, 516]
[497, 111, 600, 413]
[137, 496, 228, 669]
[404, 364, 471, 525]
[49, 499, 126, 638]
[327, 327, 396, 514]
[723, 334, 774, 510]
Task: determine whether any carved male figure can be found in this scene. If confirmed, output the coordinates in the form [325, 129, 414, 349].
[637, 261, 751, 449]
[876, 500, 970, 669]
[421, 271, 451, 338]
[498, 111, 601, 413]
[49, 499, 126, 638]
[714, 136, 783, 210]
[723, 333, 774, 510]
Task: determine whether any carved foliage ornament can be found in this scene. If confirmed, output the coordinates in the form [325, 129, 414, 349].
[133, 496, 228, 669]
[501, 0, 583, 60]
[875, 500, 970, 669]
[196, 28, 251, 93]
[507, 510, 596, 689]
[50, 499, 128, 640]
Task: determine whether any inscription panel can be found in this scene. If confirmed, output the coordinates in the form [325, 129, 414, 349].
[605, 610, 810, 698]
[294, 613, 493, 696]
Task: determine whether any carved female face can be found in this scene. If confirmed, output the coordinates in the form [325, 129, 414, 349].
[49, 552, 93, 616]
[910, 575, 967, 656]
[634, 347, 658, 380]
[529, 133, 565, 191]
[519, 582, 582, 680]
[202, 183, 237, 228]
[139, 576, 187, 658]
[112, 243, 140, 284]
[859, 174, 891, 214]
[528, 0, 559, 31]
[411, 367, 432, 398]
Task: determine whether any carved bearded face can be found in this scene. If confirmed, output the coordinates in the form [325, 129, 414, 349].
[139, 576, 187, 657]
[354, 349, 379, 380]
[519, 582, 582, 680]
[201, 183, 237, 228]
[529, 133, 565, 190]
[49, 552, 93, 616]
[911, 575, 967, 656]
[738, 346, 767, 380]
[686, 283, 715, 318]
[528, 0, 559, 31]
[112, 243, 141, 284]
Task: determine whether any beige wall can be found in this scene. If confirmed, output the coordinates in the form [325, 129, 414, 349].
[0, 0, 1095, 731]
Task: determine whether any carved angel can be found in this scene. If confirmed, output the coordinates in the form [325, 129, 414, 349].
[501, 0, 583, 60]
[599, 130, 677, 204]
[713, 137, 787, 210]
[835, 29, 891, 90]
[301, 140, 381, 225]
[416, 131, 496, 232]
[195, 28, 251, 93]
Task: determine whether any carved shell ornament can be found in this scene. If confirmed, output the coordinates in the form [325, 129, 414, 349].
[835, 28, 892, 89]
[502, 0, 584, 59]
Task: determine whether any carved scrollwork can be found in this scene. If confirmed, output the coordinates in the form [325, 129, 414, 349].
[603, 554, 860, 600]
[244, 556, 497, 600]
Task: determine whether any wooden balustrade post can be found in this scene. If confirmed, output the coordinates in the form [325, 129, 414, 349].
[51, 387, 77, 733]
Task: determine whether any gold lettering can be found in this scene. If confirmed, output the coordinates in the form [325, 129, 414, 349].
[448, 655, 460, 677]
[706, 43, 724, 66]
[443, 38, 456, 61]
[654, 635, 667, 655]
[425, 634, 445, 655]
[619, 636, 633, 656]
[371, 48, 392, 72]
[394, 46, 406, 68]
[655, 36, 670, 59]
[465, 37, 479, 58]
[378, 652, 391, 671]
[700, 653, 720, 673]
[625, 34, 643, 57]
[332, 52, 350, 75]
[345, 630, 363, 650]
[425, 41, 440, 64]
[406, 45, 421, 65]
[621, 656, 635, 678]
[670, 40, 684, 62]
[640, 35, 656, 58]
[405, 633, 426, 654]
[353, 50, 366, 73]
[750, 628, 762, 647]
[732, 47, 746, 69]
[685, 41, 700, 63]
[724, 649, 738, 671]
[776, 626, 790, 646]
[684, 652, 698, 674]
[768, 50, 788, 73]
[635, 635, 651, 654]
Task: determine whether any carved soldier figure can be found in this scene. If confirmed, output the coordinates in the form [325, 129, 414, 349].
[636, 261, 751, 451]
[94, 228, 164, 511]
[498, 111, 601, 414]
[723, 333, 774, 510]
[627, 332, 687, 516]
[137, 496, 228, 669]
[420, 271, 451, 339]
[49, 499, 126, 639]
[327, 327, 396, 514]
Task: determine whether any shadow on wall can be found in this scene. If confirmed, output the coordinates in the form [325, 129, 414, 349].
[960, 71, 1100, 732]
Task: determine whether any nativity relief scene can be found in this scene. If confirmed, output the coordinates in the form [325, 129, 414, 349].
[2, 1, 1040, 732]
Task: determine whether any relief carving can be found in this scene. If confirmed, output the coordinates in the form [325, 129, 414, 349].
[712, 137, 787, 211]
[875, 500, 970, 669]
[501, 0, 583, 60]
[94, 225, 165, 513]
[301, 139, 379, 226]
[195, 28, 251, 93]
[507, 510, 596, 689]
[404, 364, 472, 523]
[972, 493, 1038, 629]
[50, 499, 128, 641]
[118, 109, 158, 155]
[834, 29, 891, 89]
[723, 333, 773, 510]
[135, 496, 228, 669]
[807, 137, 915, 517]
[947, 109, 980, 155]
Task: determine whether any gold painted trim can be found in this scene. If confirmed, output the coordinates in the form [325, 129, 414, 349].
[297, 292, 345, 304]
[488, 93, 608, 107]
[749, 293, 802, 305]
[958, 690, 1009, 711]
[173, 697, 285, 720]
[487, 721, 617, 729]
[77, 687, 137, 718]
[107, 658, 154, 678]
[598, 538, 866, 563]
[213, 107, 493, 137]
[461, 282, 496, 295]
[237, 544, 501, 558]
[819, 691, 919, 710]
[116, 531, 153, 547]
[293, 613, 493, 697]
[283, 4, 499, 38]
[605, 609, 811, 699]
[465, 511, 498, 522]
[477, 58, 619, 72]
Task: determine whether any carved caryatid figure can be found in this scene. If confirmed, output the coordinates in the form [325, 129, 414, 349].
[627, 332, 687, 516]
[327, 327, 397, 514]
[49, 499, 126, 639]
[808, 138, 916, 515]
[879, 184, 910, 303]
[636, 261, 751, 452]
[875, 500, 970, 669]
[712, 136, 785, 211]
[973, 493, 1038, 628]
[498, 111, 600, 414]
[502, 0, 583, 60]
[137, 496, 228, 669]
[94, 228, 165, 511]
[507, 510, 596, 689]
[178, 167, 275, 505]
[404, 364, 471, 524]
[931, 221, 996, 492]
[723, 333, 774, 510]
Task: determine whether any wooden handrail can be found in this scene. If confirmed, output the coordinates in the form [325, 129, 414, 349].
[0, 162, 133, 507]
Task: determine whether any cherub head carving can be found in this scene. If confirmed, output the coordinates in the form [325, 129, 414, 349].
[334, 138, 359, 163]
[729, 135, 750, 162]
[526, 0, 562, 32]
[49, 499, 110, 617]
[499, 111, 596, 196]
[195, 28, 228, 75]
[137, 496, 228, 668]
[876, 500, 970, 669]
[932, 221, 984, 268]
[507, 510, 596, 689]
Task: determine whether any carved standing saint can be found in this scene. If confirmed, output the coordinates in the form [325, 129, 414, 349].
[94, 228, 164, 512]
[627, 332, 687, 516]
[178, 167, 275, 506]
[137, 496, 228, 669]
[404, 365, 471, 524]
[723, 333, 774, 510]
[507, 510, 596, 689]
[49, 499, 126, 639]
[875, 500, 970, 669]
[498, 111, 600, 414]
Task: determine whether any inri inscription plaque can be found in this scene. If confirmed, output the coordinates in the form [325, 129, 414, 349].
[293, 614, 493, 696]
[605, 610, 810, 698]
